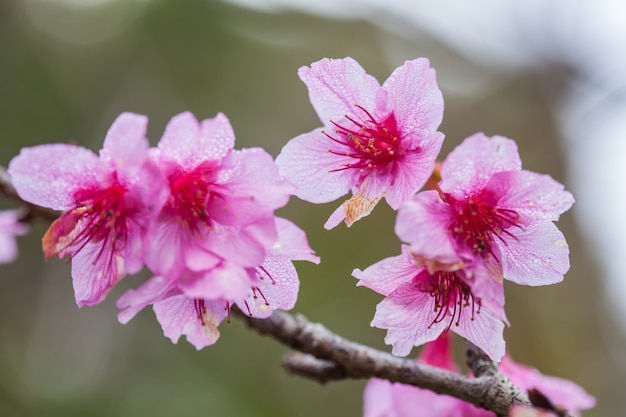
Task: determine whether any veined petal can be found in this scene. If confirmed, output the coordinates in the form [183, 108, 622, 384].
[270, 217, 320, 264]
[275, 130, 355, 203]
[116, 275, 175, 324]
[497, 221, 570, 286]
[353, 247, 418, 296]
[384, 133, 444, 209]
[158, 112, 235, 169]
[371, 285, 447, 357]
[298, 57, 382, 124]
[238, 257, 300, 318]
[396, 191, 460, 266]
[100, 112, 151, 176]
[488, 170, 575, 222]
[440, 133, 521, 197]
[8, 144, 106, 210]
[178, 263, 255, 301]
[453, 302, 505, 362]
[382, 58, 444, 139]
[153, 295, 227, 350]
[71, 242, 125, 307]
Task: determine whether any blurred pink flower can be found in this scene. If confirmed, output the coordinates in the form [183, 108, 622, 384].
[8, 113, 167, 306]
[276, 57, 444, 229]
[354, 245, 506, 361]
[117, 217, 318, 349]
[364, 336, 594, 417]
[145, 112, 296, 302]
[396, 133, 574, 286]
[0, 210, 28, 264]
[500, 355, 595, 417]
[363, 335, 467, 417]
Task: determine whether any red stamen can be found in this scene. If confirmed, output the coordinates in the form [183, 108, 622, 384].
[447, 189, 521, 259]
[326, 105, 403, 175]
[416, 271, 481, 332]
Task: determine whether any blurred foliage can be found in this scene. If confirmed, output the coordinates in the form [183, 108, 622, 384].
[0, 0, 619, 416]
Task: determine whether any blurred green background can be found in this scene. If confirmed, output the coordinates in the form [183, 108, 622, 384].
[0, 0, 621, 416]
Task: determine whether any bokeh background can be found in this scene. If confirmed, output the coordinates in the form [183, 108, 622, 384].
[1, 0, 624, 416]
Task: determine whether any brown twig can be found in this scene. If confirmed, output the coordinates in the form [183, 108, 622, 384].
[234, 308, 535, 415]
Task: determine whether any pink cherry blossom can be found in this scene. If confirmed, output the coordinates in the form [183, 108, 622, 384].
[396, 133, 574, 286]
[0, 210, 28, 264]
[8, 113, 168, 306]
[145, 112, 296, 302]
[117, 217, 318, 349]
[354, 245, 506, 361]
[275, 57, 444, 229]
[363, 335, 467, 417]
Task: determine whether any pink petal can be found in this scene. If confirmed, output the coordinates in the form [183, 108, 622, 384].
[158, 112, 235, 169]
[371, 284, 448, 357]
[8, 144, 106, 210]
[270, 217, 320, 264]
[500, 356, 596, 416]
[153, 295, 227, 350]
[116, 275, 175, 324]
[497, 221, 570, 286]
[298, 57, 382, 125]
[384, 133, 444, 209]
[0, 211, 28, 264]
[178, 262, 255, 301]
[440, 133, 521, 197]
[353, 247, 418, 296]
[488, 170, 575, 222]
[395, 191, 460, 266]
[382, 58, 444, 144]
[275, 130, 355, 203]
[71, 242, 125, 307]
[364, 377, 463, 417]
[452, 302, 505, 362]
[215, 148, 294, 219]
[100, 112, 151, 176]
[238, 257, 300, 318]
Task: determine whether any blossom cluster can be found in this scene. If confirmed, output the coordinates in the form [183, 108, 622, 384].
[276, 57, 574, 363]
[2, 54, 588, 415]
[8, 111, 318, 349]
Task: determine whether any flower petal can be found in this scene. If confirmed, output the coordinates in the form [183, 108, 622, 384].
[353, 247, 418, 296]
[440, 133, 521, 197]
[488, 170, 575, 222]
[371, 283, 448, 357]
[8, 144, 106, 210]
[396, 191, 460, 266]
[153, 295, 227, 350]
[116, 275, 175, 324]
[100, 112, 151, 176]
[384, 132, 444, 209]
[497, 221, 570, 286]
[382, 58, 444, 143]
[298, 57, 382, 124]
[71, 242, 125, 307]
[453, 301, 505, 362]
[275, 130, 355, 203]
[158, 112, 235, 169]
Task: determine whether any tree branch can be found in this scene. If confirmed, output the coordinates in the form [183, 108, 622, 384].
[234, 307, 535, 415]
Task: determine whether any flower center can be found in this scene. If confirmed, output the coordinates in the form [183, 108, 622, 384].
[324, 105, 402, 174]
[446, 190, 521, 257]
[43, 180, 129, 260]
[416, 270, 481, 331]
[167, 161, 219, 235]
